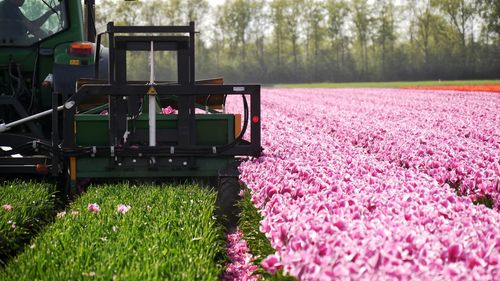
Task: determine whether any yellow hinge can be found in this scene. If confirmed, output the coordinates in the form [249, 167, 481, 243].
[234, 114, 241, 138]
[70, 157, 77, 181]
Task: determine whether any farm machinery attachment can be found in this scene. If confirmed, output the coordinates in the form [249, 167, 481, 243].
[0, 1, 261, 229]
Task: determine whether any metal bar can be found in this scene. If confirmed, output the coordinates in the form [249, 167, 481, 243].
[84, 0, 96, 42]
[109, 96, 118, 146]
[251, 88, 262, 155]
[117, 146, 257, 157]
[107, 25, 194, 34]
[71, 146, 258, 157]
[176, 48, 192, 147]
[148, 41, 156, 147]
[62, 99, 76, 148]
[77, 84, 261, 97]
[189, 21, 195, 84]
[61, 91, 72, 148]
[114, 36, 189, 51]
[0, 106, 64, 133]
[149, 95, 156, 146]
[108, 34, 125, 146]
[51, 92, 59, 176]
[94, 33, 102, 79]
[107, 22, 115, 84]
[149, 41, 155, 84]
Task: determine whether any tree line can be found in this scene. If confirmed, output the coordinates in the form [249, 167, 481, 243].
[96, 0, 500, 84]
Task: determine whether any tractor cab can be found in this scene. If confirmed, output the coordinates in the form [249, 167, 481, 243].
[0, 0, 97, 139]
[0, 0, 69, 46]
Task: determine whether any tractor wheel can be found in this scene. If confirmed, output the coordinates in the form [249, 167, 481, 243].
[216, 176, 241, 231]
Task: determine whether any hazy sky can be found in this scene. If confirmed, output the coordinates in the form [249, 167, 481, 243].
[208, 0, 225, 6]
[132, 0, 225, 6]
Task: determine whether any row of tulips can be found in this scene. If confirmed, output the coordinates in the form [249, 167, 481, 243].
[1, 183, 225, 280]
[223, 186, 296, 280]
[0, 181, 54, 265]
[228, 88, 499, 280]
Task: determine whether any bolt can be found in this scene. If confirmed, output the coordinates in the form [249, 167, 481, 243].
[168, 159, 173, 163]
[132, 159, 136, 163]
[183, 161, 188, 166]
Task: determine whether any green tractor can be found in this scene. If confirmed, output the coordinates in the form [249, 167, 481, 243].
[0, 0, 261, 229]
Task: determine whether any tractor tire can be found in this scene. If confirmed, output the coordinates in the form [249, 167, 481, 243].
[216, 176, 241, 231]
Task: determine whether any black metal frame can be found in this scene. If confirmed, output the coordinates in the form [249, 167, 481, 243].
[0, 22, 261, 177]
[60, 22, 261, 159]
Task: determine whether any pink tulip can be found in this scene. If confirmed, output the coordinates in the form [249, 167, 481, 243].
[161, 106, 177, 115]
[447, 244, 463, 262]
[87, 203, 100, 213]
[261, 253, 282, 274]
[238, 189, 245, 197]
[222, 229, 259, 281]
[2, 204, 12, 211]
[117, 204, 131, 214]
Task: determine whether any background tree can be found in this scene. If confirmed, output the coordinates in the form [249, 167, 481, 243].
[270, 0, 286, 69]
[351, 0, 372, 79]
[325, 0, 350, 81]
[482, 0, 500, 35]
[432, 0, 481, 76]
[303, 0, 326, 81]
[284, 0, 304, 79]
[95, 0, 500, 84]
[374, 0, 396, 79]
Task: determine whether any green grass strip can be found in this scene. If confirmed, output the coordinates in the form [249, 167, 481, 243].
[0, 181, 55, 265]
[275, 79, 500, 88]
[1, 183, 224, 280]
[238, 188, 294, 281]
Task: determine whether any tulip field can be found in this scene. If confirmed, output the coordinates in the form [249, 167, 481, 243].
[226, 88, 500, 280]
[1, 86, 499, 280]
